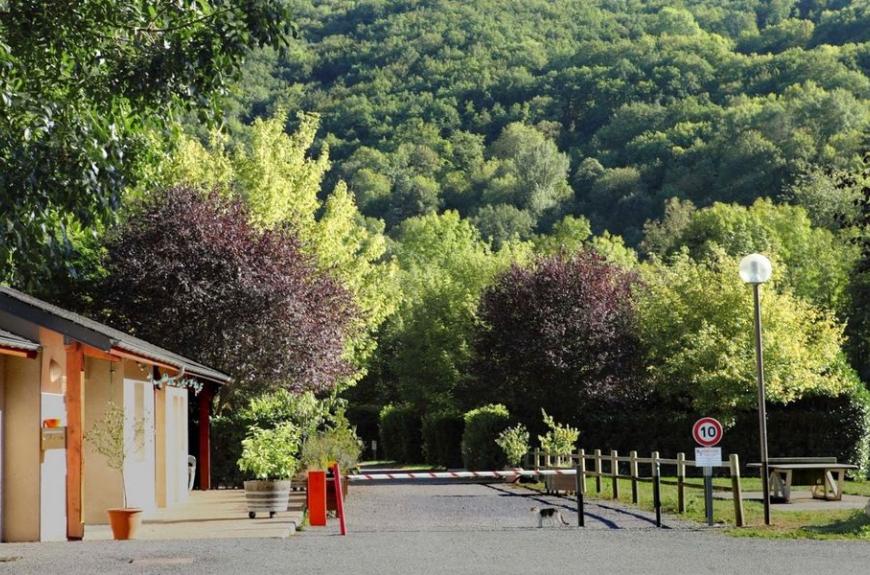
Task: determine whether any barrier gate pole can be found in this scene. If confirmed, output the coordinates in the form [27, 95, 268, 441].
[332, 463, 347, 536]
[574, 450, 585, 527]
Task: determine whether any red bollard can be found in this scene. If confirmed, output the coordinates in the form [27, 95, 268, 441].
[331, 463, 347, 536]
[307, 470, 327, 526]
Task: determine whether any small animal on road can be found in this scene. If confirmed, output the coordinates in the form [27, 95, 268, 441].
[531, 506, 569, 528]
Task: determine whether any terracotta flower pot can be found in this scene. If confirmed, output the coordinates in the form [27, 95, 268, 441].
[107, 508, 143, 540]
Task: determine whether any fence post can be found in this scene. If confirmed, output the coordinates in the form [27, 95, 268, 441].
[578, 449, 587, 495]
[575, 449, 585, 527]
[611, 449, 620, 500]
[629, 450, 639, 504]
[677, 452, 686, 514]
[594, 449, 602, 493]
[534, 447, 540, 481]
[730, 453, 745, 528]
[652, 451, 662, 528]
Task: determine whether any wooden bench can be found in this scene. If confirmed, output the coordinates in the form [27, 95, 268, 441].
[748, 457, 857, 503]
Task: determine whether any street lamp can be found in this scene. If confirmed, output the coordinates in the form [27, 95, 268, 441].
[739, 253, 773, 526]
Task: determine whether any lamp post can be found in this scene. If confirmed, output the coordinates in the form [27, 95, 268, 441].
[739, 253, 773, 526]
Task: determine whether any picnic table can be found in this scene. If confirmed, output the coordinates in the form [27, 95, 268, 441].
[748, 457, 857, 503]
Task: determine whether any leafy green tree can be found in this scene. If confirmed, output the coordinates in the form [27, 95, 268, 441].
[472, 204, 536, 249]
[164, 111, 399, 386]
[481, 123, 572, 221]
[642, 198, 858, 312]
[0, 0, 292, 291]
[636, 251, 859, 418]
[381, 211, 525, 410]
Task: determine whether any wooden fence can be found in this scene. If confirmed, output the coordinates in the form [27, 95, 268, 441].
[527, 448, 746, 527]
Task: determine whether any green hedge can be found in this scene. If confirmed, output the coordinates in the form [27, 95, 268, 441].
[379, 404, 422, 463]
[422, 411, 465, 468]
[461, 404, 512, 470]
[576, 391, 870, 476]
[211, 412, 247, 488]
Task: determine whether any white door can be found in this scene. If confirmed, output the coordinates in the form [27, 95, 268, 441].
[40, 393, 67, 541]
[123, 378, 155, 511]
[165, 386, 189, 505]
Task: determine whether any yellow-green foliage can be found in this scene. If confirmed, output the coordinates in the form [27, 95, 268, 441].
[161, 111, 400, 386]
[537, 410, 580, 456]
[636, 250, 858, 417]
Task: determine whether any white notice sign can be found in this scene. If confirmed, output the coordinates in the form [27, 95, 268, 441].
[694, 447, 723, 467]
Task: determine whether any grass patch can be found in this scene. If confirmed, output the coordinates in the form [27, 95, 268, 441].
[522, 475, 869, 540]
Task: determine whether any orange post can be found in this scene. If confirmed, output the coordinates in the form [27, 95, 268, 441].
[331, 463, 347, 536]
[307, 470, 327, 526]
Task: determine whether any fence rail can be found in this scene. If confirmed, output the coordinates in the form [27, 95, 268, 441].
[528, 448, 746, 527]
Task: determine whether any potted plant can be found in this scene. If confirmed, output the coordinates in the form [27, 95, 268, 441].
[85, 401, 144, 540]
[301, 419, 362, 511]
[238, 422, 300, 519]
[496, 423, 529, 482]
[537, 410, 580, 494]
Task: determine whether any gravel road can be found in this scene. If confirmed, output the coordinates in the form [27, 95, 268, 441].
[2, 481, 869, 575]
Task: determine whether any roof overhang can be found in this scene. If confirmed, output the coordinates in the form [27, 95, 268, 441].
[0, 327, 40, 359]
[0, 288, 230, 385]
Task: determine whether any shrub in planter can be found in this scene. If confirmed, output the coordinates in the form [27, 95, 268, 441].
[537, 410, 580, 493]
[462, 404, 511, 470]
[238, 423, 301, 518]
[538, 409, 580, 459]
[302, 418, 362, 510]
[379, 404, 422, 463]
[301, 417, 363, 473]
[422, 411, 465, 468]
[496, 424, 530, 467]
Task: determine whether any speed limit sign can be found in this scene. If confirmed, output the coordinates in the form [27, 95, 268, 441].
[692, 417, 723, 447]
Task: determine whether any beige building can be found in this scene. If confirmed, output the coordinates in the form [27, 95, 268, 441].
[0, 287, 229, 542]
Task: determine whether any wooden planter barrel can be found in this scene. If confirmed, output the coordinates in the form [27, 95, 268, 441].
[545, 473, 576, 494]
[243, 479, 292, 518]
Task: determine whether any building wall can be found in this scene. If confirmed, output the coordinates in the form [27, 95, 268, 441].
[82, 357, 124, 524]
[2, 354, 41, 542]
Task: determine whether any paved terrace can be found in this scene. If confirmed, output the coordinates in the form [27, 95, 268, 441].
[83, 490, 305, 540]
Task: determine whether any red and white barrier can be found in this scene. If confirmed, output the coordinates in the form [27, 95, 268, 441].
[347, 468, 577, 481]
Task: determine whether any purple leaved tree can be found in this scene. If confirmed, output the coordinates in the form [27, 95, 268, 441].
[468, 251, 647, 432]
[95, 186, 356, 400]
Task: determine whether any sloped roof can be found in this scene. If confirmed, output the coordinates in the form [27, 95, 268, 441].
[0, 327, 39, 352]
[0, 287, 230, 384]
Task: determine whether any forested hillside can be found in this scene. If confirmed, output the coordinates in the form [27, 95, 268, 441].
[217, 0, 869, 244]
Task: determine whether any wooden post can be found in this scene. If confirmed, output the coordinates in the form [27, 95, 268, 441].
[578, 448, 586, 495]
[65, 343, 84, 540]
[629, 450, 639, 504]
[594, 449, 602, 493]
[730, 454, 746, 528]
[677, 452, 686, 514]
[533, 447, 540, 482]
[611, 450, 620, 500]
[652, 451, 662, 528]
[198, 384, 214, 490]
